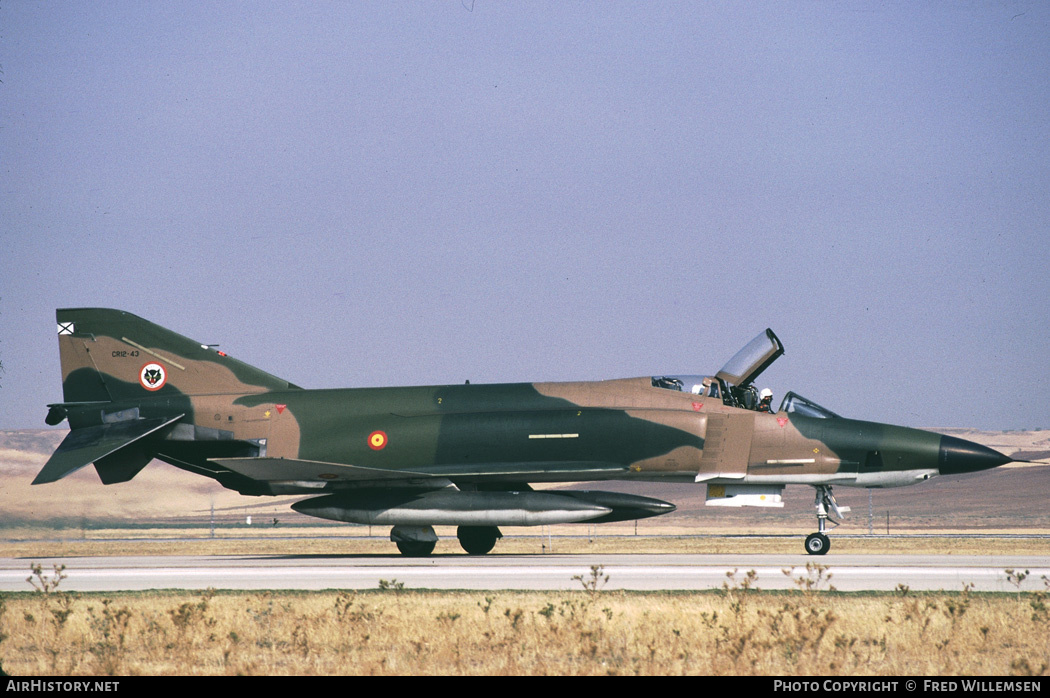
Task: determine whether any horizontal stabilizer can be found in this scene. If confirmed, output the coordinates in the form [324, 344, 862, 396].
[210, 457, 628, 485]
[32, 415, 184, 485]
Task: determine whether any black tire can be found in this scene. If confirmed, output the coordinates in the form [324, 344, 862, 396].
[396, 540, 436, 557]
[457, 526, 501, 555]
[804, 532, 830, 555]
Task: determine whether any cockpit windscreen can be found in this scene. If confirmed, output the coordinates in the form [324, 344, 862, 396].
[778, 392, 840, 419]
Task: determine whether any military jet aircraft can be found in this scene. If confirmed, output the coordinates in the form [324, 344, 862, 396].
[35, 309, 1015, 555]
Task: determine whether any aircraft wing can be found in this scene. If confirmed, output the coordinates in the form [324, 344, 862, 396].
[210, 457, 628, 485]
[211, 458, 433, 483]
[33, 414, 185, 484]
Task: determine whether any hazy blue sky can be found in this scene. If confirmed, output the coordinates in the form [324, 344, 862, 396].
[2, 2, 1048, 431]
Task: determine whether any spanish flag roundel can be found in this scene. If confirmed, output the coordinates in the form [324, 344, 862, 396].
[368, 430, 388, 450]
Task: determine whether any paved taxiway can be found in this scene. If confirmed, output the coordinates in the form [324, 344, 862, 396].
[4, 554, 1049, 593]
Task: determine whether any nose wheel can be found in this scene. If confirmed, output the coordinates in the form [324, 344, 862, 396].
[805, 532, 830, 555]
[805, 485, 847, 555]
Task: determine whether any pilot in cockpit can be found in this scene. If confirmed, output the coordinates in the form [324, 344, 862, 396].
[757, 388, 774, 413]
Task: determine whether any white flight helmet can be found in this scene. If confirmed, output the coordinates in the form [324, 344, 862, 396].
[760, 388, 773, 399]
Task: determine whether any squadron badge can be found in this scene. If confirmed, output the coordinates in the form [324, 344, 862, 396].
[139, 362, 167, 391]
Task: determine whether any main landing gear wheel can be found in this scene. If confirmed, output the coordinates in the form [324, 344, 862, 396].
[805, 532, 830, 555]
[396, 540, 436, 557]
[391, 524, 438, 556]
[457, 526, 502, 555]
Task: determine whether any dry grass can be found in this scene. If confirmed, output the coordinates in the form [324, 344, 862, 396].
[2, 565, 1049, 676]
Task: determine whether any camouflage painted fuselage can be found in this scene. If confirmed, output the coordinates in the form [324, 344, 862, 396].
[36, 308, 1011, 550]
[41, 308, 999, 492]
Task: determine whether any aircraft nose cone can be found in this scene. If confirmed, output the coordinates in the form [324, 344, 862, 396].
[938, 435, 1012, 475]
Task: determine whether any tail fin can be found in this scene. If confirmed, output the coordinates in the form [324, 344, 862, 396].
[56, 308, 300, 404]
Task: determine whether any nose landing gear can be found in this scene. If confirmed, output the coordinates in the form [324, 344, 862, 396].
[805, 485, 849, 555]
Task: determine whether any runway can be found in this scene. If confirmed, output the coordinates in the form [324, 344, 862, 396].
[4, 553, 1050, 593]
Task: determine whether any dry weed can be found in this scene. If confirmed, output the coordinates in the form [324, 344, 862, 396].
[1, 569, 1048, 675]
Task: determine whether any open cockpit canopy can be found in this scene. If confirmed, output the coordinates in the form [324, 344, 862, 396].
[651, 329, 796, 411]
[715, 329, 783, 388]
